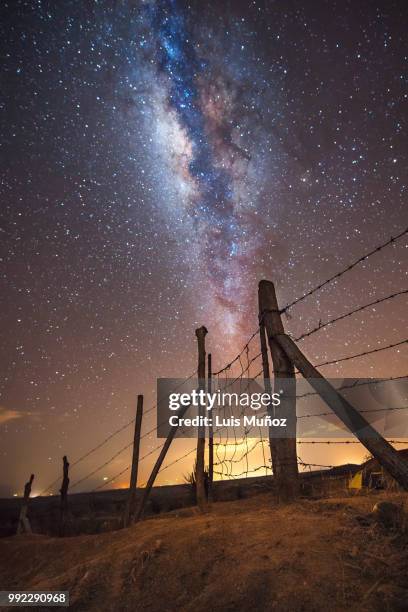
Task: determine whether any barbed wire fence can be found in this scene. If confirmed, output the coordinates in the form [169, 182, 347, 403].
[32, 227, 408, 525]
[204, 228, 408, 485]
[38, 372, 198, 496]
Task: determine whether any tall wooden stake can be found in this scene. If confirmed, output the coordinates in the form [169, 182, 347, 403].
[273, 332, 408, 491]
[59, 456, 69, 536]
[123, 394, 144, 527]
[17, 473, 34, 534]
[259, 319, 278, 476]
[208, 352, 214, 502]
[258, 280, 299, 501]
[134, 402, 190, 522]
[195, 326, 208, 510]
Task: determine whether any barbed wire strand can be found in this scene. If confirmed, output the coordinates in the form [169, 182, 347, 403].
[299, 405, 408, 420]
[297, 439, 408, 445]
[314, 338, 408, 368]
[296, 373, 407, 400]
[213, 327, 260, 376]
[39, 370, 197, 496]
[295, 289, 408, 342]
[281, 227, 408, 314]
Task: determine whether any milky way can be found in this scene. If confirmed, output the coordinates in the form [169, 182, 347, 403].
[1, 0, 407, 494]
[137, 0, 272, 336]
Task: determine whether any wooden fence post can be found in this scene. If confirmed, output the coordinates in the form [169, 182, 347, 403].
[195, 326, 208, 510]
[59, 456, 69, 536]
[259, 319, 278, 477]
[17, 474, 34, 534]
[258, 280, 299, 501]
[208, 352, 213, 502]
[123, 394, 144, 527]
[134, 401, 191, 522]
[273, 332, 408, 491]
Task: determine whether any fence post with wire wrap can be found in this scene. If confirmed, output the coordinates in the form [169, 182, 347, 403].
[258, 280, 299, 501]
[195, 326, 208, 510]
[123, 394, 144, 528]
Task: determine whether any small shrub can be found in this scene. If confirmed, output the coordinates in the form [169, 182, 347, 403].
[184, 461, 209, 496]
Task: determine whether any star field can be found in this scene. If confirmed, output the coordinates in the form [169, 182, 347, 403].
[0, 0, 407, 495]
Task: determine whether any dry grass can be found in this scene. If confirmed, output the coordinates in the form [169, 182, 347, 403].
[1, 491, 407, 611]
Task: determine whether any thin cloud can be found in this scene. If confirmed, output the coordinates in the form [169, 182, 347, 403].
[0, 406, 29, 425]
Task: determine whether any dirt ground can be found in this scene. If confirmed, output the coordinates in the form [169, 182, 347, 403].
[1, 491, 407, 612]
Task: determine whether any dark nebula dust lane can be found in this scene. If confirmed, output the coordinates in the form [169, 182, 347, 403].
[0, 0, 407, 494]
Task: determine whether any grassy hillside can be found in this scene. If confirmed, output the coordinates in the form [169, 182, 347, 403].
[1, 491, 407, 611]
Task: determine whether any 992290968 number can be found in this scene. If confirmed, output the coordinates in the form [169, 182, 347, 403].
[0, 591, 69, 607]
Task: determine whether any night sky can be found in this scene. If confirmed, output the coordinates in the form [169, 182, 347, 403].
[1, 0, 407, 497]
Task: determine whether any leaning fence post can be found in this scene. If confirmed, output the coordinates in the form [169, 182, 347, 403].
[272, 332, 408, 491]
[123, 394, 144, 527]
[17, 473, 34, 534]
[195, 326, 208, 510]
[208, 352, 214, 502]
[59, 456, 69, 536]
[133, 402, 191, 522]
[258, 280, 299, 501]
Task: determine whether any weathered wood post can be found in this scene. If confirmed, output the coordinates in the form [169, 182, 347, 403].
[208, 352, 214, 502]
[273, 333, 408, 491]
[195, 326, 208, 510]
[59, 456, 69, 536]
[258, 280, 299, 501]
[17, 473, 34, 534]
[133, 402, 191, 522]
[259, 319, 278, 477]
[123, 394, 144, 527]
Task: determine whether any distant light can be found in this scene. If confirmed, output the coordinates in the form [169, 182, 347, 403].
[13, 493, 18, 497]
[103, 476, 108, 481]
